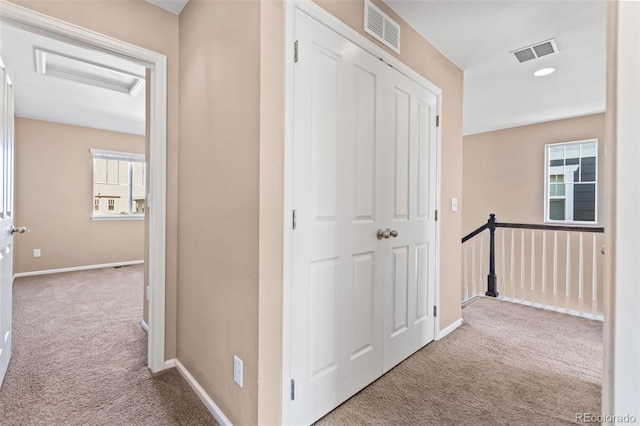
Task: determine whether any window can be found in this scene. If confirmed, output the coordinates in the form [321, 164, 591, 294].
[92, 149, 145, 219]
[545, 140, 597, 223]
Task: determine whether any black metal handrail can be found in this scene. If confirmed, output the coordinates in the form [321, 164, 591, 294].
[496, 222, 604, 233]
[461, 214, 605, 298]
[461, 223, 488, 243]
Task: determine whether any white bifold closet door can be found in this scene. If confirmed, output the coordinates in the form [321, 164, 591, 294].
[290, 9, 438, 426]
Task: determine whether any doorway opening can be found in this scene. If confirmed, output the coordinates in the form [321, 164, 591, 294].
[0, 2, 167, 373]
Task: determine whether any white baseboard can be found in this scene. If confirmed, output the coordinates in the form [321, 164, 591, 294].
[140, 320, 149, 333]
[172, 359, 232, 426]
[437, 318, 463, 340]
[499, 296, 605, 321]
[13, 260, 144, 279]
[164, 359, 176, 369]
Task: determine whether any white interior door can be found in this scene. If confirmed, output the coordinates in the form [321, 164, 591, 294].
[382, 67, 438, 372]
[0, 58, 15, 388]
[289, 9, 439, 425]
[290, 10, 386, 425]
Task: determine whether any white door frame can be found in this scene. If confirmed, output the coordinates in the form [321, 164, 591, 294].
[0, 1, 167, 373]
[604, 1, 640, 418]
[282, 1, 442, 423]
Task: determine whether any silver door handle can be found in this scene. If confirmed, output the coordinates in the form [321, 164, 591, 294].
[377, 228, 391, 240]
[10, 226, 26, 235]
[377, 228, 398, 240]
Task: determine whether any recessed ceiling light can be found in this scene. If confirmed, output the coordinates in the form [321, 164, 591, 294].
[534, 67, 556, 77]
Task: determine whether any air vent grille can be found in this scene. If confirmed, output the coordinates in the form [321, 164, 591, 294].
[512, 39, 558, 63]
[364, 0, 400, 53]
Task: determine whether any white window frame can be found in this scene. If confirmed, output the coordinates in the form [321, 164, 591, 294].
[91, 148, 145, 221]
[544, 139, 598, 225]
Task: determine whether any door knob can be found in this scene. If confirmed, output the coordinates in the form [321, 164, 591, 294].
[10, 226, 26, 235]
[377, 228, 399, 239]
[377, 228, 391, 240]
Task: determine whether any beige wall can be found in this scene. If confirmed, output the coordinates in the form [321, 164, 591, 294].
[14, 118, 144, 273]
[10, 0, 180, 360]
[462, 113, 607, 235]
[178, 2, 260, 425]
[257, 0, 285, 425]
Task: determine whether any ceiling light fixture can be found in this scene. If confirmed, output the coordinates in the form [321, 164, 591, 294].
[534, 67, 556, 77]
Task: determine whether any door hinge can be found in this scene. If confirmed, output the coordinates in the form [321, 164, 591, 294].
[290, 379, 295, 400]
[436, 115, 440, 127]
[294, 40, 299, 63]
[434, 306, 438, 317]
[435, 210, 438, 221]
[292, 209, 297, 230]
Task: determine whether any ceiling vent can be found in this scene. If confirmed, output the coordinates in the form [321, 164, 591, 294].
[34, 47, 145, 97]
[364, 0, 400, 54]
[512, 39, 559, 63]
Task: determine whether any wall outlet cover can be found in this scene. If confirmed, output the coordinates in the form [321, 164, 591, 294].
[233, 355, 243, 388]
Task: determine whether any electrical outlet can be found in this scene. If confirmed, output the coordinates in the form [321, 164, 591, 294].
[233, 355, 243, 388]
[33, 249, 41, 258]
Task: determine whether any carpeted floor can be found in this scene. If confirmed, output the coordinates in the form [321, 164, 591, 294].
[316, 297, 602, 426]
[0, 265, 216, 426]
[3, 268, 602, 425]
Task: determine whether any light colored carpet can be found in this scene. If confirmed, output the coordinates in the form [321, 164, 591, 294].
[0, 265, 216, 426]
[316, 297, 602, 425]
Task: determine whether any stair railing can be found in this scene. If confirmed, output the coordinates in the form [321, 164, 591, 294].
[461, 214, 605, 318]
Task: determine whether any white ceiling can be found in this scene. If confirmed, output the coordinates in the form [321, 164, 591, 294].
[0, 1, 605, 138]
[385, 0, 607, 135]
[0, 23, 146, 135]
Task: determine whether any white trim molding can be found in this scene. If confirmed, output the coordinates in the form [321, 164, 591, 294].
[499, 296, 605, 321]
[606, 1, 640, 418]
[0, 0, 167, 373]
[436, 318, 463, 340]
[174, 359, 233, 426]
[13, 260, 144, 279]
[91, 215, 145, 221]
[90, 148, 145, 162]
